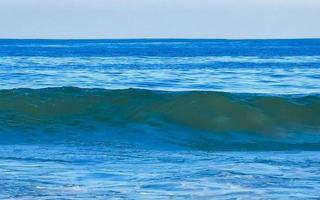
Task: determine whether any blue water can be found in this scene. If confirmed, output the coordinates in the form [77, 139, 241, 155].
[0, 39, 320, 199]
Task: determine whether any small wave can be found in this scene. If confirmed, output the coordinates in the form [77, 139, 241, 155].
[0, 87, 319, 150]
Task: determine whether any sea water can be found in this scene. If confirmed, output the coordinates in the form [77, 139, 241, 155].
[0, 39, 319, 199]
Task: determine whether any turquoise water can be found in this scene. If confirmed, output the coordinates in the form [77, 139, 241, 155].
[0, 39, 320, 199]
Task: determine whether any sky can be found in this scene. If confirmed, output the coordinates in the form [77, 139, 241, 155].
[0, 0, 320, 39]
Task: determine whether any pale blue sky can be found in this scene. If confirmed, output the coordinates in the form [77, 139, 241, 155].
[0, 0, 319, 39]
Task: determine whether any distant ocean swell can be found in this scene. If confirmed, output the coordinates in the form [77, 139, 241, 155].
[1, 87, 319, 150]
[2, 56, 320, 67]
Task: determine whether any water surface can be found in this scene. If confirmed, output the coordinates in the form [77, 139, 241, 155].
[0, 39, 319, 199]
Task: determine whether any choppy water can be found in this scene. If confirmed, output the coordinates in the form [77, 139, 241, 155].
[0, 39, 320, 199]
[1, 146, 320, 199]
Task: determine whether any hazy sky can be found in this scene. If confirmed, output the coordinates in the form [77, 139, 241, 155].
[0, 0, 320, 39]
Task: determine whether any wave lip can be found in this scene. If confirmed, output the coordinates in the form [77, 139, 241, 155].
[0, 87, 319, 150]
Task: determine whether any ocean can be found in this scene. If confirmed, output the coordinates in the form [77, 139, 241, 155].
[0, 39, 319, 199]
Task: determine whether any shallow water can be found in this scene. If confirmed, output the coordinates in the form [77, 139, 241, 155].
[0, 39, 319, 199]
[1, 146, 320, 199]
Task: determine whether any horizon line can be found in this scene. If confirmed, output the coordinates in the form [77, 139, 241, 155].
[0, 37, 320, 41]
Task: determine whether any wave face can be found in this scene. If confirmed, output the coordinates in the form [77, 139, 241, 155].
[1, 87, 319, 150]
